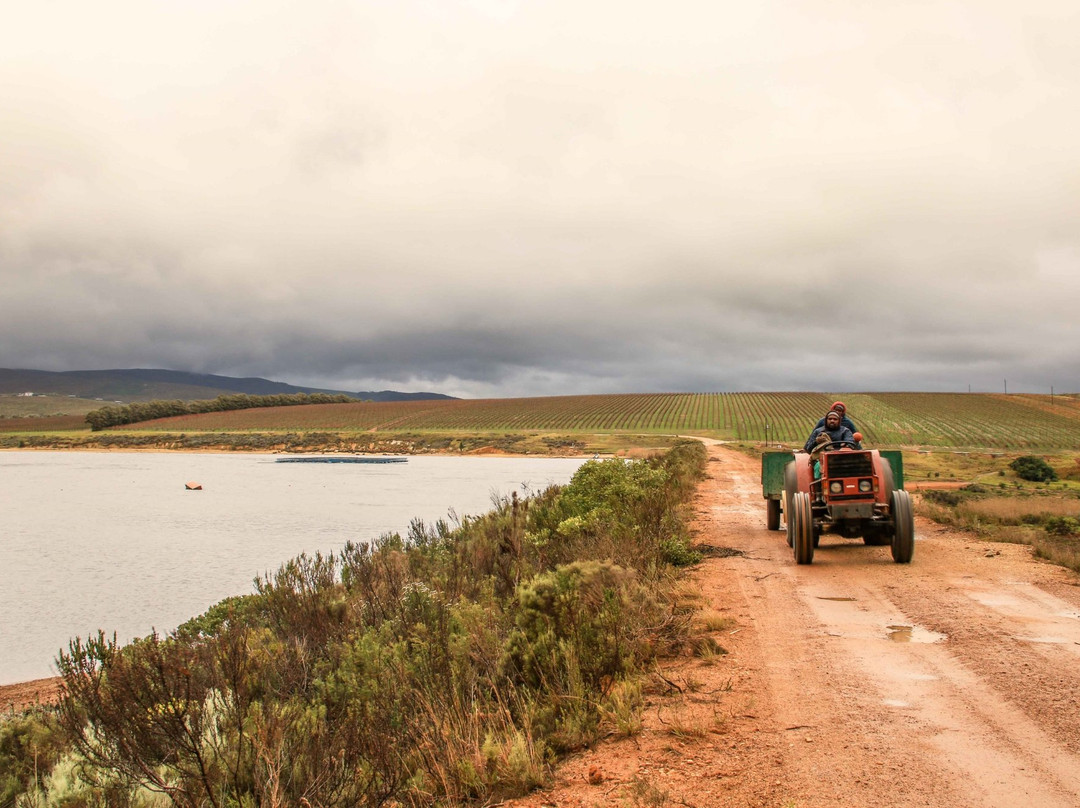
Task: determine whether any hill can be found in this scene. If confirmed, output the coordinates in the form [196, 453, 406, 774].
[105, 391, 1080, 451]
[0, 368, 453, 405]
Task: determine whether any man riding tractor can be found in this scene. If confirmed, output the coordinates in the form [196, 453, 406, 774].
[777, 412, 914, 565]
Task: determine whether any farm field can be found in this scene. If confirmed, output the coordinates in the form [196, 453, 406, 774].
[68, 391, 1080, 451]
[0, 394, 103, 419]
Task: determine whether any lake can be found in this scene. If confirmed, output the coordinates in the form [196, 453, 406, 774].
[0, 452, 587, 684]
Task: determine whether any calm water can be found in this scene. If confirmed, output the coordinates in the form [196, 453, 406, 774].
[0, 452, 586, 684]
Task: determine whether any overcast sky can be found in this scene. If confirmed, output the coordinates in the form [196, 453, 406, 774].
[2, 1, 1077, 397]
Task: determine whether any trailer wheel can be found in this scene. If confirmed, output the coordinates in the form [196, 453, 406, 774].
[792, 492, 815, 565]
[767, 497, 781, 530]
[891, 490, 914, 563]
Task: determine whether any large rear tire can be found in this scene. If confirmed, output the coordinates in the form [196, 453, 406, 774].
[891, 490, 914, 563]
[881, 459, 895, 505]
[866, 458, 897, 546]
[784, 462, 798, 548]
[792, 492, 815, 565]
[767, 497, 781, 531]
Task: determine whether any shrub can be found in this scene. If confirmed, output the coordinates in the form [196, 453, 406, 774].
[500, 560, 661, 751]
[501, 561, 658, 692]
[1044, 516, 1080, 536]
[923, 489, 963, 507]
[0, 710, 66, 806]
[1010, 456, 1058, 482]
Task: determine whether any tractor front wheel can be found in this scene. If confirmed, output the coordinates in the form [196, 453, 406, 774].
[791, 492, 815, 565]
[891, 490, 915, 563]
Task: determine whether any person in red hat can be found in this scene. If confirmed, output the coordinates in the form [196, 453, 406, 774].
[814, 401, 856, 433]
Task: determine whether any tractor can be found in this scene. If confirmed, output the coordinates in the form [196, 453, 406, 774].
[761, 440, 914, 565]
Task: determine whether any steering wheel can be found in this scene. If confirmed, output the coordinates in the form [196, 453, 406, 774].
[811, 439, 857, 454]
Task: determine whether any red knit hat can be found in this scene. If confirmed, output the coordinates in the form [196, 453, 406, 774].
[831, 401, 846, 413]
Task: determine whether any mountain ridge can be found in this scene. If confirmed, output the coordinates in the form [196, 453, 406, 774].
[0, 368, 454, 403]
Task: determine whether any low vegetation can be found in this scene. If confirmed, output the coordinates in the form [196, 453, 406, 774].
[912, 451, 1080, 573]
[2, 441, 709, 807]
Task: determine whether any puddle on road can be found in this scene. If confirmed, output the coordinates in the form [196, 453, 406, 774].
[817, 596, 856, 602]
[887, 625, 946, 643]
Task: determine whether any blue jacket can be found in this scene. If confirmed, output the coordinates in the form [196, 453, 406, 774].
[804, 424, 855, 453]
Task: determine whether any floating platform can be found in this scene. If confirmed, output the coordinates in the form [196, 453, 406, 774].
[275, 456, 407, 464]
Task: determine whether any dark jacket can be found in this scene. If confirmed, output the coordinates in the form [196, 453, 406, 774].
[804, 424, 855, 453]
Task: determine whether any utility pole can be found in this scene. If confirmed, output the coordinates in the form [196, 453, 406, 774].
[1004, 379, 1007, 395]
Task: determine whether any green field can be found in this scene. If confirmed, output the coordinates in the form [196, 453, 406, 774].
[0, 394, 105, 419]
[58, 391, 1080, 451]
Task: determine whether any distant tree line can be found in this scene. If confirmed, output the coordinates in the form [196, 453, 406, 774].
[85, 392, 354, 431]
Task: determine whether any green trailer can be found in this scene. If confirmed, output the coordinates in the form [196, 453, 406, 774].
[761, 449, 905, 530]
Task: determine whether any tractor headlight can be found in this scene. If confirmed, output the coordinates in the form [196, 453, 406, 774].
[829, 481, 843, 494]
[859, 480, 873, 492]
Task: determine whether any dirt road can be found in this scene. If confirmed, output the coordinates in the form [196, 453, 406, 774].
[510, 444, 1080, 807]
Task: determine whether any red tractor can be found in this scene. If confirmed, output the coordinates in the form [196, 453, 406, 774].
[762, 440, 914, 565]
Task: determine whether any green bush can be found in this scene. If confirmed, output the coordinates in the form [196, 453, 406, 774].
[0, 710, 66, 806]
[501, 561, 657, 692]
[1010, 456, 1058, 482]
[923, 489, 963, 507]
[1044, 516, 1080, 536]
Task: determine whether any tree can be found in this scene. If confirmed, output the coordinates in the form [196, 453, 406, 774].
[1009, 456, 1057, 482]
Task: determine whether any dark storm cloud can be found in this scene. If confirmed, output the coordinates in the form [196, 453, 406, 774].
[2, 1, 1078, 397]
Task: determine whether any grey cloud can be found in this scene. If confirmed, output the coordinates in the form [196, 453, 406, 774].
[2, 1, 1078, 397]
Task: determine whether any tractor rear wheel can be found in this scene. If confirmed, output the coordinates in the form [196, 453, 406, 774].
[767, 497, 781, 530]
[791, 492, 815, 565]
[891, 490, 915, 563]
[865, 458, 898, 546]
